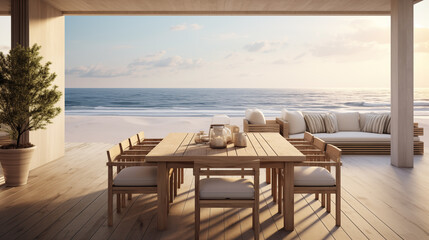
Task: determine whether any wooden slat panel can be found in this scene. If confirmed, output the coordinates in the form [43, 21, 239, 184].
[246, 133, 269, 157]
[252, 133, 276, 156]
[260, 133, 305, 161]
[38, 0, 393, 14]
[2, 143, 429, 239]
[146, 133, 187, 157]
[174, 133, 195, 156]
[235, 134, 258, 157]
[226, 144, 238, 157]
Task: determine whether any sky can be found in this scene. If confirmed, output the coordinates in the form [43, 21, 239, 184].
[0, 1, 429, 89]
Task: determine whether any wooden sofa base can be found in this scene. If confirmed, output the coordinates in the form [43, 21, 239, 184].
[330, 141, 424, 155]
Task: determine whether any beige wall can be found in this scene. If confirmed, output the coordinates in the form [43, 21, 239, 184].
[28, 0, 65, 170]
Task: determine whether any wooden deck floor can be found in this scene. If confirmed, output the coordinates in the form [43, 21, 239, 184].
[0, 142, 428, 240]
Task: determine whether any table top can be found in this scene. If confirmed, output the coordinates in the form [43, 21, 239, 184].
[145, 132, 305, 162]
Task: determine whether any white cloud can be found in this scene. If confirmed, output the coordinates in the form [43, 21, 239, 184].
[129, 51, 203, 69]
[170, 23, 203, 31]
[67, 51, 203, 78]
[170, 24, 187, 31]
[190, 24, 203, 30]
[243, 40, 286, 52]
[224, 52, 240, 59]
[310, 20, 389, 58]
[66, 65, 133, 78]
[294, 53, 306, 61]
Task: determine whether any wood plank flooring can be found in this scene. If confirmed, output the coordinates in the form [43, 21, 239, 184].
[0, 142, 428, 240]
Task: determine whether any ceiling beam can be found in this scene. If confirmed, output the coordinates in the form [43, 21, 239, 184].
[62, 10, 391, 16]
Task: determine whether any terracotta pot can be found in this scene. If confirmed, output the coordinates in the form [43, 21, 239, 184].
[0, 146, 36, 186]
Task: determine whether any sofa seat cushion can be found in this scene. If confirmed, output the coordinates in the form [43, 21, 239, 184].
[200, 178, 254, 199]
[290, 132, 388, 142]
[295, 166, 336, 186]
[113, 166, 157, 186]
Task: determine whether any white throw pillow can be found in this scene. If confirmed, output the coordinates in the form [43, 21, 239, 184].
[281, 108, 288, 120]
[245, 109, 256, 120]
[282, 109, 306, 134]
[247, 109, 266, 124]
[359, 112, 370, 130]
[324, 113, 339, 133]
[362, 113, 389, 134]
[333, 112, 360, 131]
[303, 113, 326, 133]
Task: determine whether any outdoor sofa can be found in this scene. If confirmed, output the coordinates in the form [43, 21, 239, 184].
[243, 110, 424, 155]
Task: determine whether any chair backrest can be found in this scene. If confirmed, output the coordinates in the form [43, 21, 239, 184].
[313, 137, 326, 151]
[303, 132, 314, 143]
[119, 138, 131, 153]
[137, 131, 145, 144]
[129, 134, 139, 147]
[194, 159, 260, 177]
[326, 144, 341, 163]
[107, 144, 121, 162]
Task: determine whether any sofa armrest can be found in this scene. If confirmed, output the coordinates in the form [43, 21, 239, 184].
[276, 118, 289, 138]
[414, 123, 424, 137]
[243, 119, 280, 133]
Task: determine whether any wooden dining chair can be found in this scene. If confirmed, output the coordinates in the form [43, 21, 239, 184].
[119, 136, 177, 204]
[279, 144, 342, 226]
[194, 159, 260, 240]
[276, 136, 328, 213]
[287, 131, 314, 147]
[106, 144, 173, 226]
[136, 131, 185, 190]
[273, 132, 323, 208]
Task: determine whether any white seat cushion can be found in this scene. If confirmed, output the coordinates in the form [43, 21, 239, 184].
[199, 178, 254, 199]
[295, 166, 336, 186]
[282, 109, 306, 134]
[113, 166, 157, 186]
[333, 112, 360, 131]
[289, 131, 420, 142]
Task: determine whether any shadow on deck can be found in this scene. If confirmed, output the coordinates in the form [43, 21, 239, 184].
[0, 142, 428, 239]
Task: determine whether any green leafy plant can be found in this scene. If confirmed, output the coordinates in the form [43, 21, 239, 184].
[0, 44, 62, 148]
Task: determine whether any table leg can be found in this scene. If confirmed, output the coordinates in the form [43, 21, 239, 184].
[284, 162, 294, 231]
[157, 162, 168, 230]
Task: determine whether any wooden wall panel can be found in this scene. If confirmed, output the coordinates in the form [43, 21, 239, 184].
[28, 0, 65, 170]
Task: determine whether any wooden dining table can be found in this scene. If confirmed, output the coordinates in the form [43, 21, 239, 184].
[145, 132, 305, 231]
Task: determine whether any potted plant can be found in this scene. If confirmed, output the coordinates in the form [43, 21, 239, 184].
[0, 44, 61, 186]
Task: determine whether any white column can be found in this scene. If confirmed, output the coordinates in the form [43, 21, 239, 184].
[391, 0, 414, 167]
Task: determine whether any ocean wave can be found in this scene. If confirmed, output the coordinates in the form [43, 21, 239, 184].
[344, 101, 390, 107]
[65, 88, 429, 117]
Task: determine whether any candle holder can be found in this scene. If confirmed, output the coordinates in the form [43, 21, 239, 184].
[209, 125, 228, 149]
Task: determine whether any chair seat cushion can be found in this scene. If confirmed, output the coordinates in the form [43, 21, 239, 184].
[294, 166, 336, 186]
[113, 166, 157, 186]
[200, 178, 254, 199]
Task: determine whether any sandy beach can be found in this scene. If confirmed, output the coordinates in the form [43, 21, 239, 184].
[65, 115, 429, 144]
[65, 116, 250, 144]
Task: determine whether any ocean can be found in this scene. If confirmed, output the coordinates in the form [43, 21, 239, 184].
[65, 88, 429, 117]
